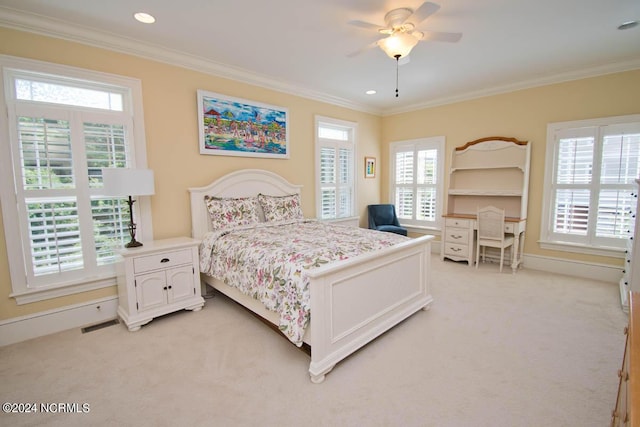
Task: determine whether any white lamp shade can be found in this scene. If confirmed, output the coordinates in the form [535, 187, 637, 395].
[378, 32, 419, 59]
[102, 168, 155, 197]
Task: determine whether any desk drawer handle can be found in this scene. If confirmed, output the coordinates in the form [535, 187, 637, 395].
[160, 258, 170, 263]
[452, 235, 463, 239]
[450, 247, 461, 252]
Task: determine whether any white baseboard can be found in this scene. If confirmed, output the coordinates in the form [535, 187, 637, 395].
[431, 240, 621, 282]
[0, 296, 118, 347]
[522, 253, 622, 283]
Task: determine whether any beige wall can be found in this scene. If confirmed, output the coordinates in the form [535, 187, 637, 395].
[0, 28, 382, 320]
[1, 26, 639, 322]
[382, 69, 640, 265]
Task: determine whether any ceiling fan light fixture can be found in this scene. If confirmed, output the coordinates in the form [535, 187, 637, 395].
[378, 32, 419, 59]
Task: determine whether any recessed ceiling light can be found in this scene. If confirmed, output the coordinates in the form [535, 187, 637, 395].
[618, 20, 638, 30]
[366, 90, 377, 95]
[134, 12, 156, 24]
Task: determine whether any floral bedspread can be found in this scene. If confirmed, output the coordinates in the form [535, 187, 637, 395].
[199, 219, 408, 346]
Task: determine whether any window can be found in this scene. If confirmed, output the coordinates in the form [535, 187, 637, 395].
[315, 117, 356, 220]
[0, 56, 150, 303]
[541, 114, 640, 256]
[390, 137, 445, 229]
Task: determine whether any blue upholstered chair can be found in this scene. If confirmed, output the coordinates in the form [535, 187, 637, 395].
[367, 204, 407, 236]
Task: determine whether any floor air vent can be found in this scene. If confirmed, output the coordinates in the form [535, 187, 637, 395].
[81, 318, 120, 333]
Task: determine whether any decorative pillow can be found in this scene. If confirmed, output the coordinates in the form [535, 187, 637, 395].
[204, 196, 260, 230]
[257, 193, 303, 222]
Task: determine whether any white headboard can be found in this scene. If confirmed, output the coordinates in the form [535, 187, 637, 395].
[188, 169, 303, 240]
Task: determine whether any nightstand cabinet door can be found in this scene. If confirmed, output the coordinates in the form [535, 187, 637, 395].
[135, 271, 168, 312]
[166, 265, 197, 303]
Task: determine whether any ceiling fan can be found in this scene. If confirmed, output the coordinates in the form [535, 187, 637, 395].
[347, 2, 462, 60]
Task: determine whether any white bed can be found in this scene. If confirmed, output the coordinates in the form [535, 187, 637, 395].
[189, 169, 434, 383]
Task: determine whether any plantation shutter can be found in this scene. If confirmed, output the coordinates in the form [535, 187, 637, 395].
[553, 135, 594, 236]
[549, 123, 640, 247]
[17, 116, 84, 277]
[395, 150, 414, 219]
[338, 147, 352, 218]
[596, 127, 640, 239]
[417, 149, 438, 222]
[320, 146, 336, 219]
[84, 122, 130, 265]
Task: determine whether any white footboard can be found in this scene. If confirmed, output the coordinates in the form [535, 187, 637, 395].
[306, 234, 434, 383]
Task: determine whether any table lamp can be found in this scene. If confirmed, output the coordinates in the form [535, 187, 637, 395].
[102, 168, 155, 248]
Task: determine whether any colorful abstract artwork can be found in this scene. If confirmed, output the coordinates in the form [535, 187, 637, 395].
[197, 90, 289, 159]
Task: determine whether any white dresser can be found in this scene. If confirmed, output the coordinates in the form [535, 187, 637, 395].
[116, 237, 205, 331]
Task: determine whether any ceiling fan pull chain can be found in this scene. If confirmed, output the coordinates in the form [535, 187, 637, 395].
[395, 54, 400, 98]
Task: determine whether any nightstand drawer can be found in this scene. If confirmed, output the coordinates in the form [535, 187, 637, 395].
[133, 249, 193, 274]
[445, 218, 471, 228]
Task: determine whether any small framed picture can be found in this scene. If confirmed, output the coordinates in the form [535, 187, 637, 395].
[365, 156, 376, 178]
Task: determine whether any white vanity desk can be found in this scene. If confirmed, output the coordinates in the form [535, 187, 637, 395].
[441, 213, 526, 273]
[441, 137, 531, 273]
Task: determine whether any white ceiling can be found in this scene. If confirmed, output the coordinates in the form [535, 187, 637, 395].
[0, 0, 639, 115]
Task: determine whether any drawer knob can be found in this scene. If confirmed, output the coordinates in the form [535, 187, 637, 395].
[161, 258, 170, 263]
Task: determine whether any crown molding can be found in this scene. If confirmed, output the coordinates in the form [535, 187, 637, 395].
[0, 7, 382, 116]
[383, 57, 640, 116]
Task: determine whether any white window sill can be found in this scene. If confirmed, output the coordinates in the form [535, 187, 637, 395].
[401, 224, 441, 236]
[538, 240, 625, 259]
[10, 275, 117, 305]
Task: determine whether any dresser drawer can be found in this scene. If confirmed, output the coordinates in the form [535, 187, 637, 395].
[445, 218, 471, 228]
[133, 249, 193, 274]
[444, 227, 471, 244]
[443, 242, 469, 257]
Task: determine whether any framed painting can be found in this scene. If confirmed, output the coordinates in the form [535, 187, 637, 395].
[365, 156, 376, 178]
[197, 90, 289, 159]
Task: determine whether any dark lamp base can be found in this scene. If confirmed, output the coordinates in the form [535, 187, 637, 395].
[125, 239, 143, 248]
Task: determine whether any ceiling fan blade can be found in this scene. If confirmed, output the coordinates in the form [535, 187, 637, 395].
[348, 19, 384, 32]
[407, 2, 440, 26]
[421, 31, 463, 43]
[346, 40, 380, 58]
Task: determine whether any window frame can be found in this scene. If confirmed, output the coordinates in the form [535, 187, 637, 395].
[314, 116, 357, 221]
[0, 55, 152, 304]
[389, 136, 445, 231]
[540, 114, 640, 257]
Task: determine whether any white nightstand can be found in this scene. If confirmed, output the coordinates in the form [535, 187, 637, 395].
[115, 237, 205, 331]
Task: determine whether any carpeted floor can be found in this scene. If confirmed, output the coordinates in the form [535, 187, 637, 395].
[0, 256, 628, 426]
